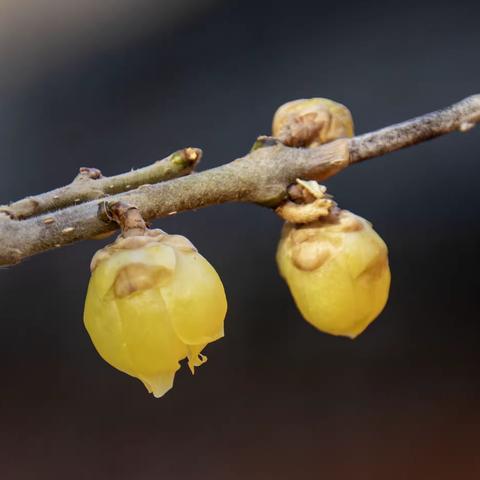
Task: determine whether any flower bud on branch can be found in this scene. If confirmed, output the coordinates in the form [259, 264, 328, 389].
[84, 204, 227, 397]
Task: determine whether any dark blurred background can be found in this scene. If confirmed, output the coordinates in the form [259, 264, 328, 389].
[1, 0, 479, 478]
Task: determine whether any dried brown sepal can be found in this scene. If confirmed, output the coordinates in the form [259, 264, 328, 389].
[276, 179, 336, 224]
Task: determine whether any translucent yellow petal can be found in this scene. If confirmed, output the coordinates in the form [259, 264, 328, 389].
[115, 286, 188, 375]
[339, 216, 387, 279]
[139, 371, 177, 398]
[348, 253, 391, 337]
[84, 242, 188, 382]
[279, 251, 361, 337]
[84, 280, 134, 375]
[91, 243, 176, 298]
[162, 250, 227, 345]
[186, 344, 208, 374]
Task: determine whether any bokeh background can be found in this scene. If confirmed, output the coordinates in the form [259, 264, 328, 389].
[0, 0, 479, 478]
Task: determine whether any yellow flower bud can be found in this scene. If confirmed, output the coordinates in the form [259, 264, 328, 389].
[276, 210, 390, 338]
[272, 98, 354, 147]
[84, 229, 227, 397]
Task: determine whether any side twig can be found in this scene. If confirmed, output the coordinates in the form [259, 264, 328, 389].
[0, 147, 201, 219]
[0, 95, 478, 267]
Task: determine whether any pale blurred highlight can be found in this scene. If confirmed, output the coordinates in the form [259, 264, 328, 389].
[0, 0, 217, 93]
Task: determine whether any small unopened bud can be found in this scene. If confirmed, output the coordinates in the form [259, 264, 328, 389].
[272, 98, 354, 147]
[276, 210, 390, 338]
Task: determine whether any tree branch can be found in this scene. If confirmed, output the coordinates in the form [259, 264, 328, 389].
[0, 95, 478, 267]
[349, 94, 480, 162]
[0, 147, 201, 219]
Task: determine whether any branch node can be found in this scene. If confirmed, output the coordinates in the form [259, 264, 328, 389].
[0, 197, 40, 220]
[251, 136, 281, 151]
[78, 167, 103, 180]
[107, 201, 147, 238]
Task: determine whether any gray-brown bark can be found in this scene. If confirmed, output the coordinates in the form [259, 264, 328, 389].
[0, 95, 478, 267]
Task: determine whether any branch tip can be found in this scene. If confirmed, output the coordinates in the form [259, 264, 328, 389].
[2, 148, 201, 220]
[170, 147, 202, 167]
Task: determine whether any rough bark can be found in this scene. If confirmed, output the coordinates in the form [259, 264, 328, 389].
[0, 95, 478, 267]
